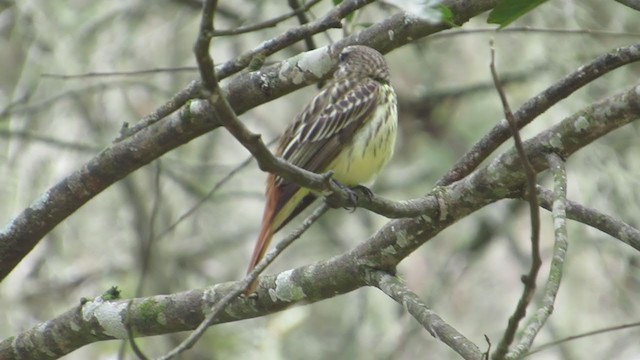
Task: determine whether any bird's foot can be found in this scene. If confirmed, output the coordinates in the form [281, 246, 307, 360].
[325, 181, 373, 211]
[351, 184, 374, 201]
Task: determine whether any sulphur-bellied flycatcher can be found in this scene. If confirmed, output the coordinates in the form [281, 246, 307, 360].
[246, 45, 397, 292]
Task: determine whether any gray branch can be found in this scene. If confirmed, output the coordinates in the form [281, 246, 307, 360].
[505, 154, 570, 359]
[368, 271, 483, 360]
[534, 187, 640, 252]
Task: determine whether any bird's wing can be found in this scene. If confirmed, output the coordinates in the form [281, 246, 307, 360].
[265, 77, 381, 232]
[277, 77, 381, 180]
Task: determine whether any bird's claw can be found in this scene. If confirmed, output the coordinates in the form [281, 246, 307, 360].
[351, 185, 374, 201]
[326, 181, 374, 211]
[343, 188, 359, 212]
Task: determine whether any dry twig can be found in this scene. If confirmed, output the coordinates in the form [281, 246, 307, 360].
[489, 40, 542, 360]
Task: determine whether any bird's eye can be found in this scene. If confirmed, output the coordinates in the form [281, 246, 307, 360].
[339, 51, 349, 62]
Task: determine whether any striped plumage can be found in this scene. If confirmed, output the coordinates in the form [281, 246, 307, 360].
[246, 45, 398, 293]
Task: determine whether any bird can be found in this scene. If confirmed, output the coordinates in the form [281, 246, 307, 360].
[246, 45, 398, 294]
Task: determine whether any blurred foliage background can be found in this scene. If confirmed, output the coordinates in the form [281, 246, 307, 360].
[1, 0, 640, 359]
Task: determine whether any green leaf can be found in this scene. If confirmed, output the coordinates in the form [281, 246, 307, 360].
[102, 286, 121, 300]
[436, 4, 458, 27]
[487, 0, 549, 29]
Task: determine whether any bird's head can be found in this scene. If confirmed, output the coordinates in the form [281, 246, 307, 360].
[333, 45, 390, 84]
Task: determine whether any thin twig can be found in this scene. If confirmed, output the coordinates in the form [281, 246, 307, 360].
[212, 0, 322, 36]
[157, 203, 329, 360]
[370, 271, 483, 360]
[128, 162, 163, 359]
[1, 81, 171, 122]
[193, 0, 219, 93]
[525, 321, 640, 357]
[115, 80, 201, 141]
[505, 153, 568, 359]
[155, 154, 255, 240]
[0, 130, 100, 152]
[124, 298, 149, 360]
[489, 40, 542, 360]
[288, 0, 318, 50]
[41, 67, 198, 80]
[0, 93, 30, 118]
[243, 203, 329, 293]
[534, 186, 640, 252]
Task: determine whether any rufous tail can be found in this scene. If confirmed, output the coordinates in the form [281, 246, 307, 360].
[245, 222, 273, 294]
[245, 182, 278, 294]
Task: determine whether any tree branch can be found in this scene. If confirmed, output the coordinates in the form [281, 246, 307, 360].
[527, 321, 640, 357]
[437, 43, 640, 186]
[369, 271, 483, 360]
[211, 0, 322, 36]
[288, 0, 319, 52]
[534, 186, 640, 252]
[490, 41, 542, 360]
[505, 154, 569, 359]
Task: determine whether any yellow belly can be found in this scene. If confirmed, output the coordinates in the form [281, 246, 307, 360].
[271, 86, 397, 231]
[329, 100, 398, 186]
